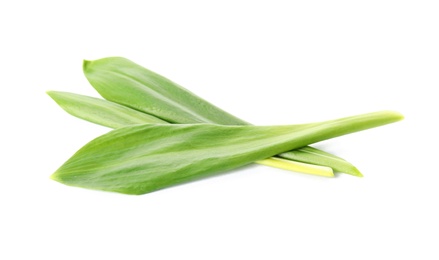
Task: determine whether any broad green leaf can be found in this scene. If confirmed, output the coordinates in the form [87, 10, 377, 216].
[47, 91, 334, 177]
[83, 57, 363, 176]
[83, 57, 245, 124]
[51, 111, 403, 194]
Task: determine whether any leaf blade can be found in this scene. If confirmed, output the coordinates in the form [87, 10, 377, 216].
[48, 91, 334, 177]
[47, 91, 167, 128]
[83, 58, 245, 124]
[52, 111, 403, 194]
[83, 57, 367, 176]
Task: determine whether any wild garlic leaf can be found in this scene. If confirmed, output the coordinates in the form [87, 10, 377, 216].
[47, 91, 167, 128]
[47, 91, 334, 177]
[279, 146, 362, 177]
[83, 57, 364, 176]
[83, 57, 244, 124]
[51, 111, 403, 194]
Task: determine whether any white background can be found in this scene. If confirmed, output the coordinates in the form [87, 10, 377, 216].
[1, 1, 438, 259]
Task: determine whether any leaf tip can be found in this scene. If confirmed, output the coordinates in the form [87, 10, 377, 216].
[50, 171, 63, 183]
[383, 110, 404, 123]
[391, 111, 404, 121]
[46, 90, 66, 105]
[354, 171, 364, 178]
[83, 59, 92, 71]
[341, 165, 364, 177]
[46, 90, 58, 99]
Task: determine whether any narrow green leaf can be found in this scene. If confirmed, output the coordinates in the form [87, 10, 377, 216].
[279, 146, 363, 177]
[47, 91, 334, 177]
[51, 111, 403, 194]
[83, 57, 366, 176]
[47, 91, 167, 128]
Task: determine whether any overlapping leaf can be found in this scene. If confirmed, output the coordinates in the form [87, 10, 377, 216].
[52, 111, 403, 194]
[82, 57, 362, 176]
[47, 91, 167, 127]
[48, 91, 334, 176]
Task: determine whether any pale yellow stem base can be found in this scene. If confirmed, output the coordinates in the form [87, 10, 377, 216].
[256, 157, 334, 177]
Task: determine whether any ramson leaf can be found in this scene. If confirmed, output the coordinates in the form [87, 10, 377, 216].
[51, 111, 403, 194]
[47, 91, 334, 177]
[82, 57, 364, 176]
[46, 91, 167, 127]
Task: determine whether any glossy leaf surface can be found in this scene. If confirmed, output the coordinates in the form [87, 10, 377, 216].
[83, 57, 363, 176]
[47, 91, 334, 176]
[52, 111, 403, 194]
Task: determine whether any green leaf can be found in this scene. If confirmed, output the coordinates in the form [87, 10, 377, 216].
[279, 146, 362, 177]
[83, 57, 366, 176]
[51, 111, 403, 195]
[83, 57, 245, 125]
[46, 91, 167, 128]
[47, 91, 334, 177]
